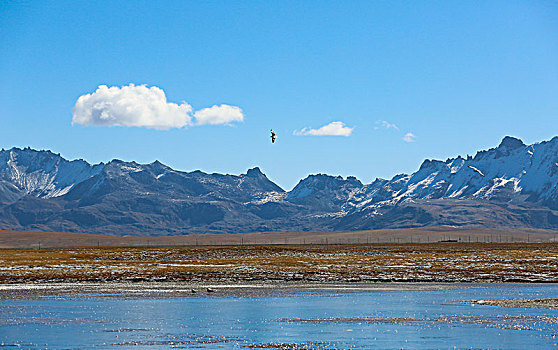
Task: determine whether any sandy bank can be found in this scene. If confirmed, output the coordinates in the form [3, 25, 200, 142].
[474, 298, 558, 309]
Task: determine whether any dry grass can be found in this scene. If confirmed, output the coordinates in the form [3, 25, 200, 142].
[1, 243, 558, 283]
[1, 226, 556, 249]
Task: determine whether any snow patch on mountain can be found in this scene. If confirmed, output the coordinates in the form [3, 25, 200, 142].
[0, 135, 557, 234]
[0, 147, 103, 200]
[347, 136, 558, 209]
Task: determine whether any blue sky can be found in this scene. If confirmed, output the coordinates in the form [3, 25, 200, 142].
[1, 1, 557, 189]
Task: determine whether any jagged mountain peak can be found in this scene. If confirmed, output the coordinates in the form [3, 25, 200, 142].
[245, 167, 264, 177]
[145, 160, 172, 173]
[3, 146, 87, 163]
[148, 159, 168, 168]
[106, 159, 140, 167]
[498, 136, 525, 150]
[367, 135, 558, 208]
[241, 167, 284, 193]
[418, 159, 445, 171]
[286, 173, 363, 212]
[0, 136, 557, 235]
[0, 147, 103, 200]
[291, 173, 363, 189]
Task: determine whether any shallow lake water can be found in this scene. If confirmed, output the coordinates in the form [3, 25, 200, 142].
[1, 284, 558, 349]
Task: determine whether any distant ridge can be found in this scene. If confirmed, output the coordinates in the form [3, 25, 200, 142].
[0, 136, 557, 235]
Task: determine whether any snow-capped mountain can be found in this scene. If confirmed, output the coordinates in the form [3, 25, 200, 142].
[0, 147, 103, 202]
[349, 136, 558, 210]
[0, 135, 557, 235]
[296, 136, 558, 230]
[287, 174, 362, 212]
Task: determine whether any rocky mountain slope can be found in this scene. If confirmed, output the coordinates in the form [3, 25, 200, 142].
[0, 136, 557, 235]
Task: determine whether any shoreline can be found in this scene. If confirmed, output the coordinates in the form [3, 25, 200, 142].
[2, 282, 558, 311]
[473, 298, 558, 310]
[0, 281, 531, 299]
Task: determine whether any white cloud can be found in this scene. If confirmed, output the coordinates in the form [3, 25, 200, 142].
[293, 121, 353, 137]
[403, 132, 417, 143]
[375, 120, 399, 131]
[72, 84, 192, 129]
[374, 120, 415, 143]
[194, 104, 244, 126]
[72, 84, 244, 130]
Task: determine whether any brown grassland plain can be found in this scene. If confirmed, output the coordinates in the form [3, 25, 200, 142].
[1, 241, 558, 284]
[1, 228, 558, 302]
[0, 226, 556, 249]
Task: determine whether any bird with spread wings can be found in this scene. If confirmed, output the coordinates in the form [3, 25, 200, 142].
[467, 165, 485, 177]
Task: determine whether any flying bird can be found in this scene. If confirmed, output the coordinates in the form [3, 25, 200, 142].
[467, 165, 485, 177]
[270, 129, 277, 143]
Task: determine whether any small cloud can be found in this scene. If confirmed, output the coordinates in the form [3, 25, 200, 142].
[72, 84, 244, 130]
[375, 120, 399, 131]
[403, 132, 417, 143]
[374, 119, 414, 142]
[194, 104, 244, 126]
[293, 121, 354, 137]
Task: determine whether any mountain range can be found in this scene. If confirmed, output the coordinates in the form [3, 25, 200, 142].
[0, 135, 557, 235]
